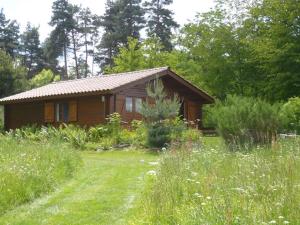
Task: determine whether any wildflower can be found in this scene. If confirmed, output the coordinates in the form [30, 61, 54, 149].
[148, 162, 159, 166]
[269, 220, 276, 224]
[195, 181, 200, 184]
[146, 170, 157, 176]
[283, 221, 289, 224]
[191, 172, 198, 177]
[201, 202, 206, 206]
[278, 216, 284, 219]
[161, 147, 167, 152]
[206, 196, 211, 200]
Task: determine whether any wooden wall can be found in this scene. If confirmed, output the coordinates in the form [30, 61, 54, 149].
[114, 77, 204, 125]
[4, 95, 108, 130]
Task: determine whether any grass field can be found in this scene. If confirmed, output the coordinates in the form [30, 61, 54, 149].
[0, 150, 159, 225]
[0, 137, 80, 215]
[130, 137, 300, 225]
[1, 137, 299, 224]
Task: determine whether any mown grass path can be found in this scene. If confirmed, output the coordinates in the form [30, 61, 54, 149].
[0, 151, 159, 225]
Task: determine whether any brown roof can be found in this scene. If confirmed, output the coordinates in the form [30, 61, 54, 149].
[0, 67, 214, 104]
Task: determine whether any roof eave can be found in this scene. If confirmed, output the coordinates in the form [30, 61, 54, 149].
[0, 90, 112, 104]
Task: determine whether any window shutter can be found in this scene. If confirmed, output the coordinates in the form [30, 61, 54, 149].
[44, 103, 54, 123]
[69, 100, 77, 122]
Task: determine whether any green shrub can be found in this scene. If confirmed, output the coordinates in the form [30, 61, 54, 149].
[211, 95, 281, 150]
[280, 97, 300, 134]
[0, 137, 81, 214]
[147, 121, 172, 148]
[88, 126, 109, 142]
[106, 113, 122, 144]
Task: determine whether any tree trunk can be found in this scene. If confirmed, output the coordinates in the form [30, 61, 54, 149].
[84, 25, 88, 77]
[63, 42, 68, 80]
[71, 29, 79, 79]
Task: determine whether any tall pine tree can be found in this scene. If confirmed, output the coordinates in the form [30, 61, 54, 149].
[97, 0, 145, 71]
[144, 0, 179, 51]
[20, 23, 43, 79]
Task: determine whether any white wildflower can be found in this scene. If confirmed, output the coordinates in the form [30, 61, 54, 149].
[278, 216, 284, 219]
[146, 170, 157, 176]
[283, 221, 289, 224]
[269, 220, 276, 224]
[206, 196, 211, 200]
[148, 162, 159, 166]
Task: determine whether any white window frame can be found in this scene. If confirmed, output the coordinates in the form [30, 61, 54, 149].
[135, 98, 142, 113]
[125, 97, 133, 112]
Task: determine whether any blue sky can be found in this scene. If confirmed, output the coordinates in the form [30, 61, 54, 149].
[1, 0, 214, 41]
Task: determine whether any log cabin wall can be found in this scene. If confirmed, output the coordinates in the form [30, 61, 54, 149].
[5, 102, 44, 130]
[114, 77, 204, 124]
[4, 95, 109, 130]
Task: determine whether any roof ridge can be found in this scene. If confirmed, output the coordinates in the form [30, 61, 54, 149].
[50, 67, 169, 85]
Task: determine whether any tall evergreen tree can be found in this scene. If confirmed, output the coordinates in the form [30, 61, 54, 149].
[49, 0, 72, 79]
[144, 0, 179, 51]
[97, 0, 145, 71]
[0, 9, 20, 58]
[79, 7, 100, 77]
[20, 23, 43, 79]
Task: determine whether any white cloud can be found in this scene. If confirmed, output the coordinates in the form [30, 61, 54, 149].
[2, 0, 214, 41]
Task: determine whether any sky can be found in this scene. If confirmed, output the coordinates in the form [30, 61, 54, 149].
[1, 0, 215, 41]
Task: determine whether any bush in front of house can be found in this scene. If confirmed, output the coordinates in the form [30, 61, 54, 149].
[0, 136, 81, 214]
[140, 79, 181, 148]
[211, 95, 281, 150]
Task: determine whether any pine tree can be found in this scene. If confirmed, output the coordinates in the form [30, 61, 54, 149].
[20, 23, 43, 79]
[0, 9, 20, 58]
[144, 0, 179, 51]
[49, 0, 72, 79]
[97, 0, 145, 71]
[79, 7, 100, 77]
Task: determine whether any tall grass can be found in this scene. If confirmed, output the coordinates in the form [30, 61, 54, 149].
[131, 138, 300, 224]
[0, 137, 81, 214]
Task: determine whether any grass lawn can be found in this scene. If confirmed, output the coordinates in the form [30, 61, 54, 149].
[0, 150, 159, 225]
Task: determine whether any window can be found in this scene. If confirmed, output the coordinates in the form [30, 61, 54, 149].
[125, 97, 133, 112]
[55, 103, 69, 122]
[135, 98, 142, 113]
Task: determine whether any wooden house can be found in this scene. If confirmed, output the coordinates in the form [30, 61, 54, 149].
[0, 67, 214, 130]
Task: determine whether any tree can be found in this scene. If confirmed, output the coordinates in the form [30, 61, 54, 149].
[105, 37, 144, 73]
[144, 0, 179, 51]
[141, 79, 180, 148]
[97, 0, 145, 71]
[20, 23, 43, 79]
[79, 7, 100, 77]
[0, 9, 20, 58]
[30, 69, 60, 88]
[49, 0, 72, 79]
[244, 0, 300, 101]
[0, 50, 27, 97]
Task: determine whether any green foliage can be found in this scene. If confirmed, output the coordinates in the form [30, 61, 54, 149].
[0, 137, 80, 214]
[0, 49, 28, 97]
[132, 138, 300, 224]
[280, 97, 300, 134]
[30, 69, 60, 88]
[211, 95, 281, 150]
[141, 79, 180, 122]
[140, 79, 181, 148]
[144, 0, 179, 51]
[0, 106, 3, 132]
